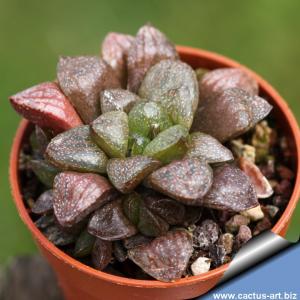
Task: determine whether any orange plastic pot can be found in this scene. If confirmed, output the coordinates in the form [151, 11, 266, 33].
[9, 46, 300, 300]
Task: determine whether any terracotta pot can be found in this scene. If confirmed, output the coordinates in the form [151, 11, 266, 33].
[9, 46, 300, 300]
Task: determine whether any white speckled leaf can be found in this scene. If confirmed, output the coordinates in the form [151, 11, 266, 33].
[127, 24, 178, 93]
[107, 156, 161, 193]
[102, 33, 134, 87]
[199, 67, 259, 100]
[201, 164, 259, 212]
[57, 56, 121, 123]
[139, 60, 199, 130]
[100, 89, 140, 114]
[45, 125, 108, 173]
[90, 111, 129, 158]
[147, 158, 213, 205]
[88, 199, 137, 241]
[128, 230, 193, 282]
[186, 132, 234, 164]
[53, 171, 116, 227]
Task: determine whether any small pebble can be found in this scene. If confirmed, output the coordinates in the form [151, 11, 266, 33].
[191, 257, 211, 276]
[253, 217, 272, 236]
[225, 215, 250, 233]
[240, 205, 264, 222]
[235, 225, 252, 250]
[263, 205, 280, 218]
[218, 233, 234, 255]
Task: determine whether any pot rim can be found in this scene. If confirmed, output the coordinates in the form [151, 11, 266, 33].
[9, 46, 300, 289]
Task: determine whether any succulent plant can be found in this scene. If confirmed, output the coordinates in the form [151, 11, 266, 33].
[11, 24, 290, 283]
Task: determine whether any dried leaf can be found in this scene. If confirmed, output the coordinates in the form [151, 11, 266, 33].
[45, 125, 108, 173]
[53, 171, 116, 227]
[9, 82, 82, 133]
[147, 158, 213, 205]
[139, 60, 198, 130]
[201, 164, 259, 212]
[57, 56, 120, 123]
[128, 230, 193, 282]
[102, 33, 134, 86]
[127, 24, 178, 92]
[91, 111, 129, 158]
[238, 157, 273, 198]
[107, 156, 161, 193]
[88, 199, 137, 241]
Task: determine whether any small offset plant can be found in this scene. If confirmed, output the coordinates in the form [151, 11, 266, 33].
[10, 24, 294, 282]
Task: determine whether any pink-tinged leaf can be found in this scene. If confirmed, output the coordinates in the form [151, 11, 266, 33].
[147, 158, 213, 205]
[53, 171, 117, 227]
[102, 33, 135, 87]
[199, 67, 259, 100]
[92, 238, 113, 270]
[9, 82, 82, 133]
[57, 56, 121, 124]
[88, 199, 137, 241]
[238, 157, 273, 198]
[201, 164, 259, 212]
[127, 24, 178, 93]
[128, 230, 193, 282]
[192, 88, 272, 142]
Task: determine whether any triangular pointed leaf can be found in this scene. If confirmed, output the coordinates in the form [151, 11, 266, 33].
[45, 125, 108, 173]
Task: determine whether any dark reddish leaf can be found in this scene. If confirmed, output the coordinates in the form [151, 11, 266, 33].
[88, 199, 137, 241]
[53, 171, 116, 227]
[9, 82, 82, 133]
[137, 202, 169, 237]
[253, 217, 272, 236]
[201, 164, 259, 212]
[123, 234, 152, 250]
[144, 196, 186, 225]
[113, 241, 128, 262]
[57, 56, 121, 123]
[127, 24, 178, 93]
[238, 157, 273, 198]
[45, 125, 108, 173]
[139, 60, 198, 130]
[74, 230, 96, 258]
[186, 132, 233, 164]
[199, 67, 259, 100]
[107, 156, 161, 193]
[92, 238, 113, 270]
[100, 89, 140, 114]
[31, 190, 53, 215]
[102, 33, 134, 87]
[128, 230, 193, 282]
[147, 158, 213, 205]
[122, 192, 142, 225]
[183, 206, 202, 227]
